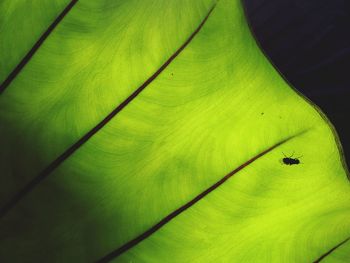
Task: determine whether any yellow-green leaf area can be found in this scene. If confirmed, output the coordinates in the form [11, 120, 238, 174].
[0, 0, 349, 262]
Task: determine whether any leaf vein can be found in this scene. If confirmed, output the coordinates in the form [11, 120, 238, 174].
[96, 132, 305, 262]
[0, 2, 216, 218]
[313, 237, 350, 263]
[0, 0, 78, 94]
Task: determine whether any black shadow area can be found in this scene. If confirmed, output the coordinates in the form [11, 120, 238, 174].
[244, 0, 350, 167]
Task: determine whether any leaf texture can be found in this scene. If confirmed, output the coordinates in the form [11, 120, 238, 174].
[0, 0, 349, 262]
[0, 0, 73, 91]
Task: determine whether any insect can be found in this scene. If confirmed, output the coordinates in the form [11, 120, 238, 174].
[282, 152, 302, 165]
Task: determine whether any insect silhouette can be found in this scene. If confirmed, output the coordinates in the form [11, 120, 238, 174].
[282, 152, 302, 165]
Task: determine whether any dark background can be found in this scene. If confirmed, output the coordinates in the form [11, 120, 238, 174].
[244, 0, 350, 167]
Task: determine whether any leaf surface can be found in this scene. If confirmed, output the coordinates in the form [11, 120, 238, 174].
[0, 0, 349, 262]
[0, 0, 72, 90]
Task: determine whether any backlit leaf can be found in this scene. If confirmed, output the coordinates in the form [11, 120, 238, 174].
[0, 0, 349, 262]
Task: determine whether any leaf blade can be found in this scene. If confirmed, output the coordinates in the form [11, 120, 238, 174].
[0, 0, 73, 89]
[0, 0, 349, 262]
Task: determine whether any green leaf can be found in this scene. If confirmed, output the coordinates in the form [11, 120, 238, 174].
[0, 0, 73, 89]
[0, 0, 349, 262]
[316, 238, 350, 263]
